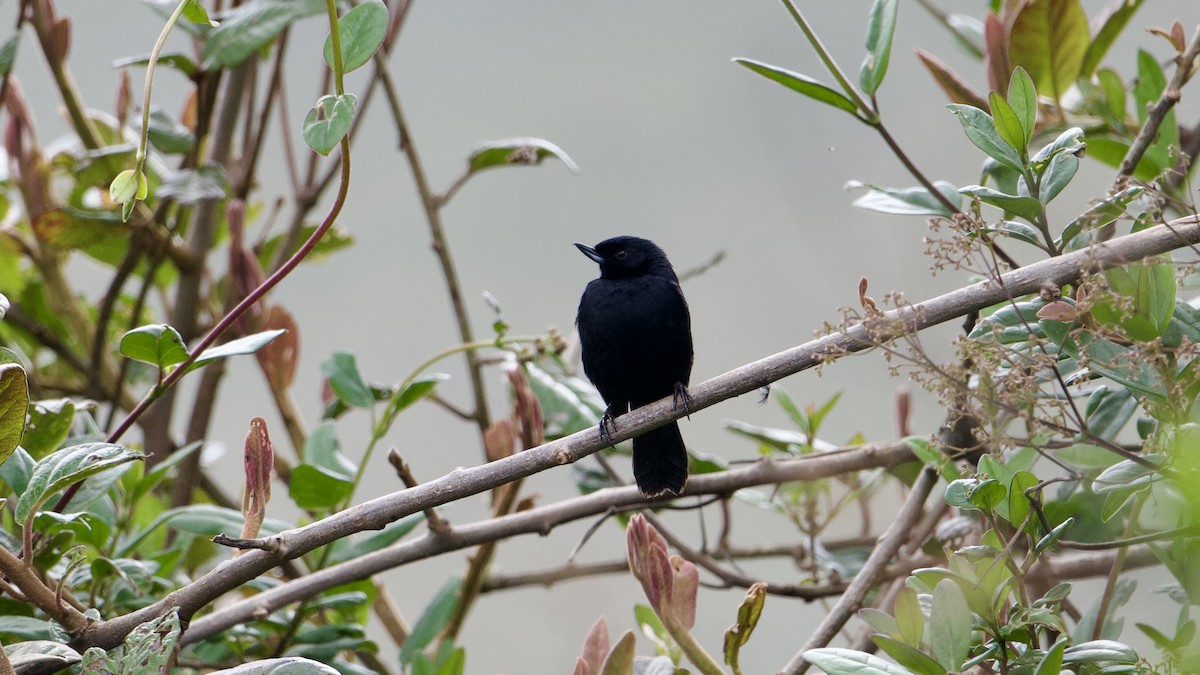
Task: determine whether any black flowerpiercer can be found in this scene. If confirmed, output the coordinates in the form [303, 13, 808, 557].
[575, 236, 694, 496]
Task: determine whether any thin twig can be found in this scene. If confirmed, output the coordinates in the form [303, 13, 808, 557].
[1117, 24, 1200, 179]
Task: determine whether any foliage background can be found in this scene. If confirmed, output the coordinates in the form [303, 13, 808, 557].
[1, 0, 1196, 671]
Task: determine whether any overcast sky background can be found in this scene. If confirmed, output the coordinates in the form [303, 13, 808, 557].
[5, 0, 1197, 671]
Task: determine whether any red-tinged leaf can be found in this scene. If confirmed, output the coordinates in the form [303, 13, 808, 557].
[984, 12, 1010, 94]
[1170, 21, 1185, 52]
[1036, 300, 1077, 321]
[1009, 0, 1089, 104]
[669, 555, 698, 629]
[916, 49, 989, 109]
[579, 616, 609, 675]
[255, 306, 299, 391]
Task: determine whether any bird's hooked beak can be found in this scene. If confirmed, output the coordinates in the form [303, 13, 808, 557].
[575, 243, 604, 264]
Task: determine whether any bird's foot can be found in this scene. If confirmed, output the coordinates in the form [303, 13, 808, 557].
[672, 382, 694, 419]
[598, 406, 620, 446]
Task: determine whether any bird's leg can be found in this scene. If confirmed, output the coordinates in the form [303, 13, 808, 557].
[598, 403, 622, 446]
[672, 382, 693, 419]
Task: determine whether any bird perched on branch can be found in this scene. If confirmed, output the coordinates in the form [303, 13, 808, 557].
[575, 236, 694, 497]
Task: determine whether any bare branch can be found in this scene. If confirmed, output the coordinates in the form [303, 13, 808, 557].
[66, 217, 1200, 651]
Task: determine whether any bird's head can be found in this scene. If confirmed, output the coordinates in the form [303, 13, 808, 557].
[575, 236, 674, 280]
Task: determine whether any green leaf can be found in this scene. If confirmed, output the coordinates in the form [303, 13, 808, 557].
[1094, 456, 1161, 493]
[1080, 0, 1145, 77]
[323, 0, 388, 73]
[988, 92, 1026, 155]
[1007, 66, 1037, 147]
[112, 52, 198, 78]
[156, 165, 227, 204]
[119, 324, 190, 369]
[894, 587, 923, 646]
[871, 635, 946, 675]
[0, 34, 19, 78]
[1007, 470, 1039, 530]
[303, 93, 357, 157]
[20, 393, 73, 456]
[120, 610, 181, 674]
[0, 616, 56, 641]
[858, 608, 901, 638]
[190, 329, 286, 370]
[968, 298, 1048, 343]
[725, 420, 807, 455]
[1038, 149, 1077, 204]
[1092, 261, 1176, 341]
[466, 137, 579, 175]
[847, 180, 959, 217]
[5, 642, 82, 672]
[1062, 640, 1139, 665]
[1096, 68, 1126, 122]
[153, 504, 290, 539]
[328, 514, 423, 564]
[1059, 186, 1143, 251]
[968, 479, 1006, 512]
[109, 169, 147, 205]
[145, 108, 197, 155]
[959, 185, 1042, 222]
[321, 352, 375, 409]
[1133, 49, 1179, 174]
[601, 631, 636, 675]
[803, 648, 917, 675]
[723, 584, 765, 669]
[1030, 126, 1086, 167]
[1084, 386, 1136, 441]
[201, 0, 324, 69]
[930, 579, 971, 671]
[400, 577, 462, 666]
[376, 374, 450, 437]
[734, 58, 859, 115]
[1008, 0, 1089, 103]
[303, 420, 356, 481]
[129, 441, 201, 505]
[207, 657, 341, 675]
[182, 0, 216, 26]
[0, 363, 29, 466]
[980, 220, 1044, 249]
[289, 464, 354, 511]
[859, 0, 897, 96]
[947, 104, 1023, 172]
[15, 443, 145, 523]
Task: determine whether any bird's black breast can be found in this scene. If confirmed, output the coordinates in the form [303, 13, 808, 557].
[577, 274, 693, 409]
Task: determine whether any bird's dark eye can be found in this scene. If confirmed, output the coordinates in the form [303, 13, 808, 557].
[615, 250, 627, 260]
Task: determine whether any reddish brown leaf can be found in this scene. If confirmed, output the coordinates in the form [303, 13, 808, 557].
[984, 12, 1011, 94]
[579, 616, 609, 675]
[917, 49, 990, 109]
[256, 305, 299, 391]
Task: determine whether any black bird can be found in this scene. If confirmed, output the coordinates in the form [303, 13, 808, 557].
[575, 236, 694, 496]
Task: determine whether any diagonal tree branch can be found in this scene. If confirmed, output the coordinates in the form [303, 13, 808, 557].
[1118, 24, 1200, 180]
[65, 216, 1200, 651]
[184, 441, 915, 644]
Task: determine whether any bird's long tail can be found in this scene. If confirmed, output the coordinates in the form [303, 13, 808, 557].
[632, 422, 688, 497]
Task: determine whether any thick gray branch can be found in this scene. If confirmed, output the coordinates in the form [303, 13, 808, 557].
[70, 216, 1200, 651]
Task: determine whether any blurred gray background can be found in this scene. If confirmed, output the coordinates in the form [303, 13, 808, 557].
[6, 0, 1196, 671]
